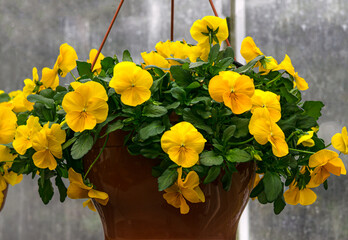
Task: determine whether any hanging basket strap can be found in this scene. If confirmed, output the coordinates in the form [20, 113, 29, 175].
[91, 0, 241, 70]
[91, 0, 125, 71]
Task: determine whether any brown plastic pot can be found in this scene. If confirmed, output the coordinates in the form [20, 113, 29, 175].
[84, 130, 255, 240]
[0, 186, 8, 212]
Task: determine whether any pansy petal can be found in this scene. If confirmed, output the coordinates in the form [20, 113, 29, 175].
[83, 199, 96, 212]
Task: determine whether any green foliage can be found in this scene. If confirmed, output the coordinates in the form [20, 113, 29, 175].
[158, 167, 178, 191]
[203, 166, 221, 184]
[71, 134, 94, 159]
[200, 151, 223, 166]
[225, 149, 252, 163]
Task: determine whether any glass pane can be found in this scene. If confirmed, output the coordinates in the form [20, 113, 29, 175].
[245, 0, 348, 239]
[0, 1, 230, 239]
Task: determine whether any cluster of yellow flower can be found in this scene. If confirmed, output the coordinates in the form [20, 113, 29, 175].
[0, 15, 347, 215]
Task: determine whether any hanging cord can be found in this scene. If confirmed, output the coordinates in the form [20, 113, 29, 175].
[208, 0, 243, 67]
[171, 0, 175, 41]
[91, 0, 125, 71]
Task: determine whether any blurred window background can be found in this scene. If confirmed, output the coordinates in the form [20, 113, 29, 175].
[0, 0, 347, 239]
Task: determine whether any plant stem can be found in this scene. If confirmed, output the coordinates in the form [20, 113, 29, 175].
[230, 137, 254, 146]
[325, 143, 332, 148]
[84, 134, 109, 180]
[62, 136, 77, 150]
[266, 72, 284, 85]
[70, 72, 78, 81]
[289, 148, 315, 154]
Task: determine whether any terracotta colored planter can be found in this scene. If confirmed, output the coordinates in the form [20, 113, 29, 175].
[84, 130, 255, 240]
[0, 186, 8, 212]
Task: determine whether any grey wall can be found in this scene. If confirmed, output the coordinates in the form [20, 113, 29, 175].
[0, 1, 230, 239]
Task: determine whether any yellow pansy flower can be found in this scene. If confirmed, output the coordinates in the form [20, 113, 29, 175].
[240, 37, 278, 74]
[62, 81, 109, 132]
[141, 51, 170, 69]
[273, 54, 309, 91]
[0, 106, 17, 144]
[208, 71, 255, 114]
[0, 145, 23, 209]
[331, 126, 348, 154]
[161, 122, 206, 168]
[13, 116, 42, 155]
[163, 167, 205, 214]
[31, 123, 66, 170]
[109, 62, 153, 107]
[251, 89, 281, 122]
[87, 49, 105, 74]
[67, 168, 109, 211]
[23, 67, 39, 96]
[249, 110, 289, 157]
[297, 131, 315, 147]
[307, 149, 346, 188]
[190, 16, 228, 46]
[284, 181, 317, 206]
[10, 91, 34, 113]
[41, 43, 78, 90]
[312, 126, 319, 133]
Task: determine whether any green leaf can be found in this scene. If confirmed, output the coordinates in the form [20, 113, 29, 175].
[122, 50, 133, 62]
[296, 115, 317, 129]
[223, 47, 234, 59]
[76, 61, 93, 78]
[33, 103, 55, 121]
[170, 65, 192, 87]
[158, 168, 178, 191]
[225, 148, 252, 163]
[53, 91, 67, 104]
[17, 112, 29, 126]
[39, 89, 55, 98]
[263, 171, 282, 202]
[101, 120, 124, 138]
[0, 93, 10, 103]
[55, 176, 67, 203]
[38, 178, 54, 205]
[257, 191, 268, 204]
[280, 87, 298, 103]
[165, 58, 190, 64]
[191, 96, 211, 105]
[214, 57, 234, 72]
[235, 55, 265, 74]
[101, 57, 115, 72]
[71, 134, 94, 159]
[208, 44, 220, 63]
[222, 125, 236, 144]
[185, 82, 201, 89]
[165, 102, 180, 110]
[250, 180, 264, 198]
[203, 166, 221, 184]
[182, 108, 213, 134]
[274, 196, 286, 215]
[27, 94, 55, 109]
[221, 170, 233, 191]
[189, 61, 208, 69]
[302, 101, 325, 121]
[170, 87, 186, 101]
[143, 105, 168, 117]
[139, 121, 165, 140]
[230, 117, 250, 138]
[200, 151, 223, 166]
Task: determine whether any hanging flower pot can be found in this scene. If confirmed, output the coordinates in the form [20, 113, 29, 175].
[83, 130, 255, 240]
